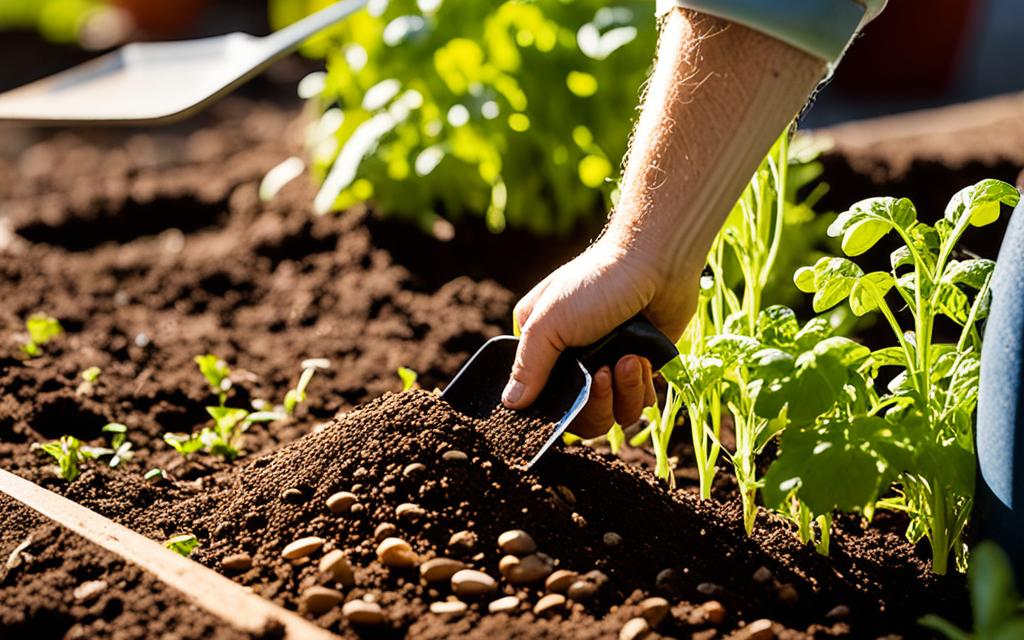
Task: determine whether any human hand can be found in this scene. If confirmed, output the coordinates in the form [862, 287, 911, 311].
[501, 234, 698, 438]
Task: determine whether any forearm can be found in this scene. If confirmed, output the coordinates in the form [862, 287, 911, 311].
[605, 8, 828, 282]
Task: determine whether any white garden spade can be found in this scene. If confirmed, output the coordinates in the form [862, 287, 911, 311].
[0, 0, 367, 125]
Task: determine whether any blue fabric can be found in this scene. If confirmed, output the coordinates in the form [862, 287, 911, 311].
[977, 197, 1024, 578]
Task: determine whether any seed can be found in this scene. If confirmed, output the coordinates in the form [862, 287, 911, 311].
[300, 586, 343, 614]
[752, 566, 773, 583]
[220, 553, 252, 571]
[282, 536, 324, 560]
[745, 619, 774, 640]
[342, 599, 385, 625]
[73, 580, 107, 602]
[777, 584, 799, 604]
[500, 554, 552, 585]
[376, 537, 418, 568]
[545, 569, 578, 593]
[396, 503, 425, 520]
[374, 522, 397, 541]
[429, 600, 468, 616]
[700, 600, 726, 625]
[451, 569, 497, 597]
[826, 604, 850, 620]
[655, 568, 683, 595]
[533, 593, 565, 616]
[281, 488, 306, 503]
[497, 529, 536, 555]
[639, 596, 670, 627]
[442, 450, 468, 463]
[403, 462, 427, 477]
[319, 549, 354, 586]
[696, 582, 723, 596]
[619, 617, 650, 640]
[567, 579, 598, 602]
[448, 530, 477, 551]
[326, 491, 357, 514]
[555, 485, 576, 505]
[420, 558, 466, 583]
[602, 531, 623, 547]
[488, 595, 520, 613]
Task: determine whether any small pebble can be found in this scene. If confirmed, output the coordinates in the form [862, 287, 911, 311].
[655, 568, 683, 595]
[442, 450, 468, 464]
[745, 619, 775, 640]
[777, 584, 799, 605]
[342, 600, 385, 625]
[420, 558, 466, 583]
[500, 553, 552, 584]
[619, 616, 650, 640]
[567, 580, 598, 602]
[396, 503, 426, 520]
[326, 491, 357, 514]
[73, 580, 107, 602]
[282, 536, 324, 560]
[376, 537, 418, 568]
[752, 566, 773, 583]
[826, 604, 850, 620]
[403, 462, 427, 477]
[603, 532, 623, 548]
[374, 522, 397, 541]
[545, 569, 578, 593]
[221, 553, 252, 572]
[488, 595, 520, 613]
[448, 530, 477, 550]
[533, 593, 565, 616]
[700, 600, 727, 625]
[497, 529, 537, 555]
[696, 582, 723, 596]
[319, 549, 355, 586]
[451, 569, 497, 597]
[281, 488, 305, 503]
[555, 485, 576, 505]
[301, 586, 343, 614]
[638, 597, 670, 627]
[429, 600, 468, 616]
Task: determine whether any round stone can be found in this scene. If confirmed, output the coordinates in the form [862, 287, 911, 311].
[451, 569, 497, 597]
[301, 586, 343, 614]
[402, 462, 427, 477]
[282, 536, 324, 560]
[326, 491, 357, 514]
[700, 600, 727, 625]
[442, 450, 468, 463]
[567, 579, 598, 602]
[500, 554, 552, 585]
[745, 619, 775, 640]
[497, 529, 536, 554]
[319, 549, 355, 586]
[73, 580, 107, 602]
[639, 596, 670, 627]
[602, 531, 623, 547]
[448, 530, 477, 550]
[396, 503, 426, 520]
[220, 553, 252, 572]
[752, 566, 773, 583]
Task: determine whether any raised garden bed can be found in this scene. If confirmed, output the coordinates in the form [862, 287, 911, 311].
[3, 94, 1022, 638]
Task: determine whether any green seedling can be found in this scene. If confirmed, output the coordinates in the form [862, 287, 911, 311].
[144, 468, 166, 482]
[163, 432, 204, 458]
[81, 366, 101, 383]
[21, 313, 63, 357]
[920, 541, 1024, 638]
[284, 366, 318, 414]
[397, 367, 419, 392]
[165, 534, 199, 557]
[32, 435, 99, 482]
[195, 354, 231, 404]
[770, 179, 1019, 573]
[96, 423, 133, 468]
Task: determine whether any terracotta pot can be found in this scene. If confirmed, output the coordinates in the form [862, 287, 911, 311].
[834, 0, 983, 96]
[112, 0, 210, 36]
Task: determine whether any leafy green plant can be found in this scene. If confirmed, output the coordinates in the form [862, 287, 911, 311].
[165, 534, 199, 557]
[765, 179, 1019, 573]
[195, 354, 232, 404]
[21, 313, 63, 357]
[272, 0, 657, 234]
[32, 435, 99, 482]
[284, 366, 318, 414]
[96, 423, 133, 468]
[0, 0, 103, 43]
[920, 541, 1024, 639]
[397, 366, 419, 391]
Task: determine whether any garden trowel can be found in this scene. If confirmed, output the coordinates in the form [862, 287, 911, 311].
[0, 0, 367, 125]
[442, 314, 678, 469]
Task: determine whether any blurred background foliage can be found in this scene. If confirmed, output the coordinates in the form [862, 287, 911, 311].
[272, 0, 658, 235]
[0, 0, 102, 43]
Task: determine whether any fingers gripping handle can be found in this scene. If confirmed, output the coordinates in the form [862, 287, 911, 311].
[573, 314, 678, 375]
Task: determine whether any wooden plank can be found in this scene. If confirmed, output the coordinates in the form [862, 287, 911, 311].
[0, 468, 338, 640]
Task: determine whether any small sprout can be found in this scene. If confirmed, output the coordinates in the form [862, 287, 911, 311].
[22, 314, 63, 357]
[397, 367, 419, 391]
[284, 366, 318, 414]
[607, 423, 625, 455]
[163, 432, 203, 458]
[144, 468, 166, 482]
[195, 354, 231, 402]
[81, 366, 102, 383]
[165, 534, 199, 557]
[101, 423, 133, 467]
[32, 435, 98, 482]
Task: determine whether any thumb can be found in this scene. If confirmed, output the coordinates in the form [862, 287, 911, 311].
[502, 318, 565, 410]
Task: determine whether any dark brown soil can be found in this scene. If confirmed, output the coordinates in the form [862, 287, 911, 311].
[0, 97, 997, 638]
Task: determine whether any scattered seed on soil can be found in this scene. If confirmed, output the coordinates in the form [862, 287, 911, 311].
[374, 522, 397, 541]
[342, 599, 385, 625]
[326, 491, 357, 514]
[700, 600, 727, 625]
[72, 579, 107, 602]
[752, 566, 773, 583]
[442, 450, 468, 464]
[533, 593, 565, 616]
[403, 462, 427, 477]
[619, 616, 650, 640]
[420, 558, 466, 583]
[451, 569, 497, 597]
[448, 530, 477, 551]
[655, 568, 684, 595]
[488, 595, 521, 614]
[745, 618, 775, 640]
[220, 553, 252, 572]
[555, 485, 576, 505]
[318, 549, 354, 586]
[396, 503, 426, 520]
[602, 531, 623, 547]
[638, 596, 670, 627]
[377, 537, 418, 568]
[500, 553, 553, 584]
[567, 579, 599, 602]
[301, 586, 343, 614]
[497, 529, 536, 554]
[429, 600, 468, 617]
[281, 488, 306, 503]
[545, 569, 579, 593]
[281, 536, 324, 560]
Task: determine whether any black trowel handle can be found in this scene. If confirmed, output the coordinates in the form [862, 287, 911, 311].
[572, 314, 678, 375]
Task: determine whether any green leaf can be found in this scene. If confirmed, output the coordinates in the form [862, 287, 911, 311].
[144, 468, 166, 482]
[163, 432, 203, 457]
[808, 257, 864, 312]
[794, 317, 833, 351]
[943, 259, 995, 290]
[969, 541, 1020, 637]
[195, 354, 230, 395]
[607, 423, 625, 455]
[757, 305, 799, 348]
[102, 423, 127, 434]
[829, 197, 916, 256]
[935, 282, 972, 325]
[81, 366, 102, 383]
[890, 246, 914, 271]
[165, 534, 200, 557]
[944, 179, 1020, 228]
[794, 266, 816, 293]
[849, 272, 895, 317]
[397, 366, 419, 392]
[26, 313, 64, 346]
[871, 346, 907, 369]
